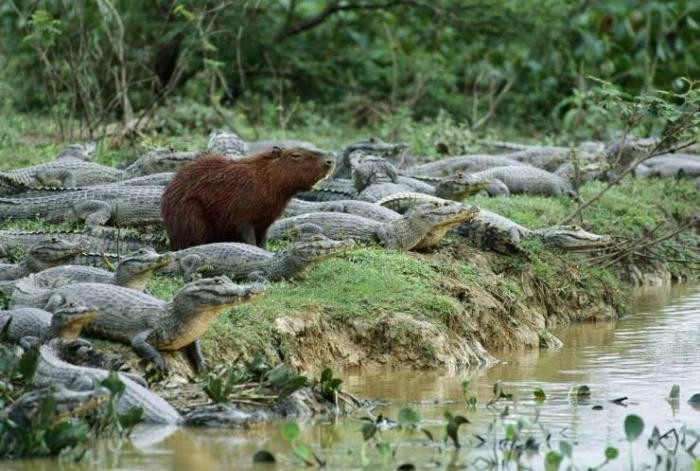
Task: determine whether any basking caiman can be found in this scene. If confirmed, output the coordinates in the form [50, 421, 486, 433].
[0, 186, 163, 227]
[12, 277, 265, 373]
[269, 201, 478, 251]
[158, 230, 355, 282]
[0, 303, 97, 342]
[0, 238, 88, 281]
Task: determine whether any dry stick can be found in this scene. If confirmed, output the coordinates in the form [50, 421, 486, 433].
[600, 221, 696, 269]
[587, 220, 668, 263]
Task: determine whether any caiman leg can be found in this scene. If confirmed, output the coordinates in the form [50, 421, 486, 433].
[182, 340, 207, 373]
[71, 200, 112, 225]
[131, 330, 167, 371]
[36, 168, 77, 187]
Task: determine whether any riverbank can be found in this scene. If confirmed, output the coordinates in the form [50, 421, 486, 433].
[135, 178, 697, 375]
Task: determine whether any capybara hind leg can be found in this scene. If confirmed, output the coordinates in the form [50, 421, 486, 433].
[234, 223, 257, 246]
[168, 203, 209, 250]
[256, 228, 268, 248]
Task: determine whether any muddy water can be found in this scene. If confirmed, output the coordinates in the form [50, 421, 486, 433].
[7, 284, 700, 470]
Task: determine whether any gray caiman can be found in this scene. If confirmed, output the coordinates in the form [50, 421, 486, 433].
[378, 192, 612, 254]
[0, 186, 163, 227]
[269, 201, 479, 251]
[0, 238, 88, 281]
[443, 166, 577, 198]
[12, 277, 265, 373]
[0, 159, 125, 195]
[0, 227, 160, 256]
[0, 303, 97, 342]
[13, 248, 173, 293]
[34, 339, 182, 424]
[158, 230, 355, 282]
[207, 129, 249, 157]
[285, 198, 401, 222]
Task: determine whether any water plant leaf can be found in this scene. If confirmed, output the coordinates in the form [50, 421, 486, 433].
[281, 422, 300, 443]
[421, 428, 434, 442]
[688, 393, 700, 405]
[320, 368, 333, 383]
[397, 464, 416, 471]
[604, 446, 619, 460]
[252, 450, 276, 463]
[100, 372, 126, 399]
[559, 440, 572, 458]
[624, 414, 644, 442]
[277, 376, 308, 401]
[45, 420, 89, 454]
[505, 424, 518, 441]
[534, 388, 546, 402]
[377, 442, 391, 457]
[18, 348, 39, 382]
[117, 407, 143, 429]
[203, 377, 224, 403]
[397, 408, 420, 428]
[544, 451, 563, 471]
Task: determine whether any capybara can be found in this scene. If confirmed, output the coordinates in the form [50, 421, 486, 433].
[160, 147, 335, 250]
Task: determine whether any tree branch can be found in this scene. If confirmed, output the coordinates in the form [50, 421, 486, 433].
[276, 0, 411, 42]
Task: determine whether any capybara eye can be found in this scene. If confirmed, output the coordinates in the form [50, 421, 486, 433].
[291, 152, 302, 159]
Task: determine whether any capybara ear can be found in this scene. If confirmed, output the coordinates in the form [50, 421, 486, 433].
[271, 146, 282, 157]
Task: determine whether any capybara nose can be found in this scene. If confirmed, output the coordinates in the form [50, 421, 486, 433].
[324, 158, 335, 167]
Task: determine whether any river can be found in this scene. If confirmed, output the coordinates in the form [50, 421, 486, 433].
[7, 284, 700, 470]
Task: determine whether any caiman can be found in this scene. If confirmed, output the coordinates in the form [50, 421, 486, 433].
[269, 201, 479, 251]
[402, 154, 530, 177]
[15, 248, 173, 292]
[207, 129, 249, 157]
[377, 192, 612, 254]
[0, 159, 125, 195]
[124, 148, 200, 176]
[0, 303, 97, 342]
[335, 137, 408, 178]
[0, 227, 159, 256]
[34, 339, 182, 424]
[0, 238, 88, 281]
[158, 229, 355, 282]
[445, 166, 577, 198]
[285, 198, 401, 222]
[4, 385, 110, 429]
[12, 277, 265, 373]
[0, 186, 163, 227]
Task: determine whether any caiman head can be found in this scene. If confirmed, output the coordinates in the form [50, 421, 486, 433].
[50, 302, 98, 340]
[168, 276, 266, 349]
[540, 225, 613, 251]
[115, 248, 174, 291]
[434, 172, 490, 201]
[125, 148, 198, 176]
[27, 237, 88, 271]
[406, 200, 481, 250]
[350, 152, 400, 191]
[284, 226, 355, 266]
[6, 384, 110, 428]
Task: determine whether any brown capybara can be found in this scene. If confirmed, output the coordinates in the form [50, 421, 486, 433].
[160, 147, 335, 250]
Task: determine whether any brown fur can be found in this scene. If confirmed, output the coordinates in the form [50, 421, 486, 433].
[161, 147, 334, 250]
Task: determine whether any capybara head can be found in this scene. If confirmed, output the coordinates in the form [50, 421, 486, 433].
[260, 146, 335, 192]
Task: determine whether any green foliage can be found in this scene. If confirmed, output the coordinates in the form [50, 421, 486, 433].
[317, 368, 343, 402]
[624, 414, 645, 441]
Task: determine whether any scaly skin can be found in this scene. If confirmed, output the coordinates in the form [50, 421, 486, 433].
[5, 385, 110, 428]
[335, 137, 408, 178]
[34, 339, 182, 424]
[451, 166, 576, 198]
[402, 154, 530, 177]
[12, 277, 265, 373]
[0, 228, 159, 256]
[297, 178, 357, 201]
[159, 232, 355, 281]
[0, 160, 125, 195]
[0, 238, 88, 281]
[207, 129, 249, 156]
[378, 192, 611, 254]
[285, 198, 401, 222]
[0, 304, 97, 342]
[270, 201, 478, 250]
[19, 248, 173, 292]
[124, 148, 200, 176]
[0, 186, 163, 227]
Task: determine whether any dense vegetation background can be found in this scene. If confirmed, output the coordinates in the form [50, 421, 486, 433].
[0, 0, 698, 143]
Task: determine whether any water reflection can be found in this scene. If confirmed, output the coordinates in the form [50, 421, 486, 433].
[6, 284, 699, 470]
